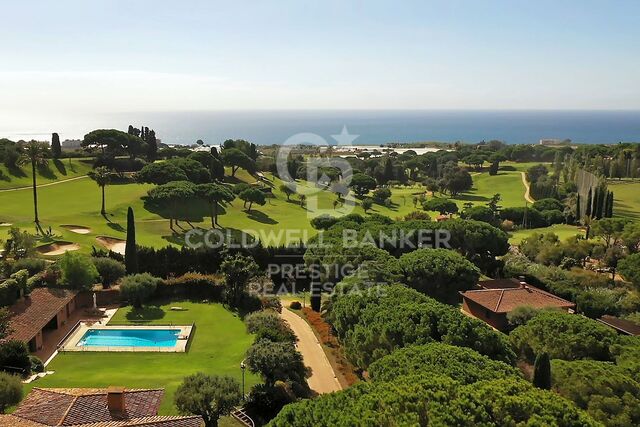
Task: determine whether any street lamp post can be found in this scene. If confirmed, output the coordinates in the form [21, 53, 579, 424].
[240, 360, 246, 399]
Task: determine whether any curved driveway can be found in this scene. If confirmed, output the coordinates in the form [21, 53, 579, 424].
[279, 308, 342, 394]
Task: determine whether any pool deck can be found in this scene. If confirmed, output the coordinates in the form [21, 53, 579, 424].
[59, 324, 193, 353]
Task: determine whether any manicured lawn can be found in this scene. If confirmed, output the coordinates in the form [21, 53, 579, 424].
[0, 160, 557, 250]
[509, 224, 584, 244]
[608, 179, 640, 222]
[0, 158, 94, 190]
[28, 301, 259, 414]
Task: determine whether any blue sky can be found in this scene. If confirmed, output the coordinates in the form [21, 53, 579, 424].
[1, 0, 639, 123]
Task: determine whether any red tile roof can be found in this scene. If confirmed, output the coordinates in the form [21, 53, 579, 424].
[460, 285, 575, 313]
[5, 287, 78, 342]
[477, 278, 522, 289]
[3, 388, 203, 427]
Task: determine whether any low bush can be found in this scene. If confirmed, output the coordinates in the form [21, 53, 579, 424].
[289, 301, 302, 310]
[158, 273, 223, 301]
[29, 355, 44, 373]
[92, 257, 126, 288]
[0, 341, 31, 376]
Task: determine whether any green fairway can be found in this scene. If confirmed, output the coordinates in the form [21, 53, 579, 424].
[509, 224, 584, 244]
[453, 169, 528, 209]
[29, 301, 259, 414]
[0, 158, 93, 190]
[608, 179, 640, 221]
[0, 161, 540, 249]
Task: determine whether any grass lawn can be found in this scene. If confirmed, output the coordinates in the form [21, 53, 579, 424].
[0, 160, 549, 250]
[0, 158, 94, 190]
[608, 179, 640, 222]
[27, 301, 259, 415]
[509, 224, 584, 244]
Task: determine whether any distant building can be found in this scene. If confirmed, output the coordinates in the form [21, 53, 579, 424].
[460, 280, 575, 331]
[61, 139, 83, 150]
[539, 138, 571, 146]
[0, 387, 204, 426]
[597, 315, 640, 336]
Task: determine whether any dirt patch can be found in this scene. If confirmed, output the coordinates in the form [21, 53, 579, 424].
[61, 225, 91, 234]
[96, 236, 126, 255]
[37, 242, 80, 256]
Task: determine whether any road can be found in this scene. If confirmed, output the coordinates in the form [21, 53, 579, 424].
[279, 308, 342, 394]
[520, 172, 535, 203]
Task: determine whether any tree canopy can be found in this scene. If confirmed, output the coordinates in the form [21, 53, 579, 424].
[397, 248, 479, 302]
[510, 310, 619, 361]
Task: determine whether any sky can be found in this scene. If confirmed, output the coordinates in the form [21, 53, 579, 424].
[1, 0, 639, 132]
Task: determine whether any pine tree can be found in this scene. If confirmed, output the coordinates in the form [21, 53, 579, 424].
[586, 188, 592, 218]
[125, 207, 138, 274]
[51, 133, 61, 159]
[147, 130, 158, 161]
[533, 352, 551, 390]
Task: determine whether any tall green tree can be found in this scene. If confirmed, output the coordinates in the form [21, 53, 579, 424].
[239, 188, 266, 213]
[51, 133, 61, 158]
[146, 181, 196, 230]
[88, 166, 113, 215]
[18, 141, 50, 228]
[196, 183, 235, 228]
[175, 373, 242, 427]
[125, 207, 138, 274]
[533, 352, 551, 390]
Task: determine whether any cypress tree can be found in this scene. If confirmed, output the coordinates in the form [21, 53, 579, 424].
[51, 133, 61, 159]
[310, 282, 321, 312]
[125, 207, 138, 274]
[585, 188, 592, 218]
[593, 187, 600, 219]
[575, 193, 581, 224]
[533, 352, 551, 390]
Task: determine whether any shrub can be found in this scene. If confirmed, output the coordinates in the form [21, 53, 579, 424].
[0, 372, 22, 413]
[119, 273, 161, 308]
[29, 355, 44, 373]
[289, 301, 302, 310]
[92, 257, 126, 288]
[245, 310, 296, 343]
[158, 273, 223, 300]
[261, 296, 282, 313]
[59, 252, 99, 290]
[0, 270, 30, 306]
[0, 340, 31, 376]
[9, 258, 46, 276]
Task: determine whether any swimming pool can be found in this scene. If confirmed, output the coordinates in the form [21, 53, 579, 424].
[78, 328, 180, 348]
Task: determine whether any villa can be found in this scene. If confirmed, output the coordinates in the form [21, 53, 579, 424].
[460, 279, 576, 331]
[4, 288, 82, 353]
[0, 387, 204, 426]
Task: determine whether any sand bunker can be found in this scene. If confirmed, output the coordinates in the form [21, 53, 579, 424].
[37, 242, 80, 256]
[61, 225, 91, 234]
[0, 223, 11, 227]
[96, 236, 126, 255]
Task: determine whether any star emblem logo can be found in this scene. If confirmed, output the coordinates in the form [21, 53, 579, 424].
[331, 125, 359, 146]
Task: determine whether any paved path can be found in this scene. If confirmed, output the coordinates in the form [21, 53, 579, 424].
[520, 172, 535, 203]
[279, 309, 342, 394]
[0, 175, 89, 192]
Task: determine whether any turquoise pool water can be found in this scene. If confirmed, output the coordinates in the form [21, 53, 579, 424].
[78, 329, 180, 348]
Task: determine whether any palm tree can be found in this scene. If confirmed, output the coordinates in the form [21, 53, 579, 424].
[89, 166, 113, 216]
[18, 141, 50, 229]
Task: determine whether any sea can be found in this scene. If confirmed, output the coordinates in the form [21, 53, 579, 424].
[3, 110, 640, 146]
